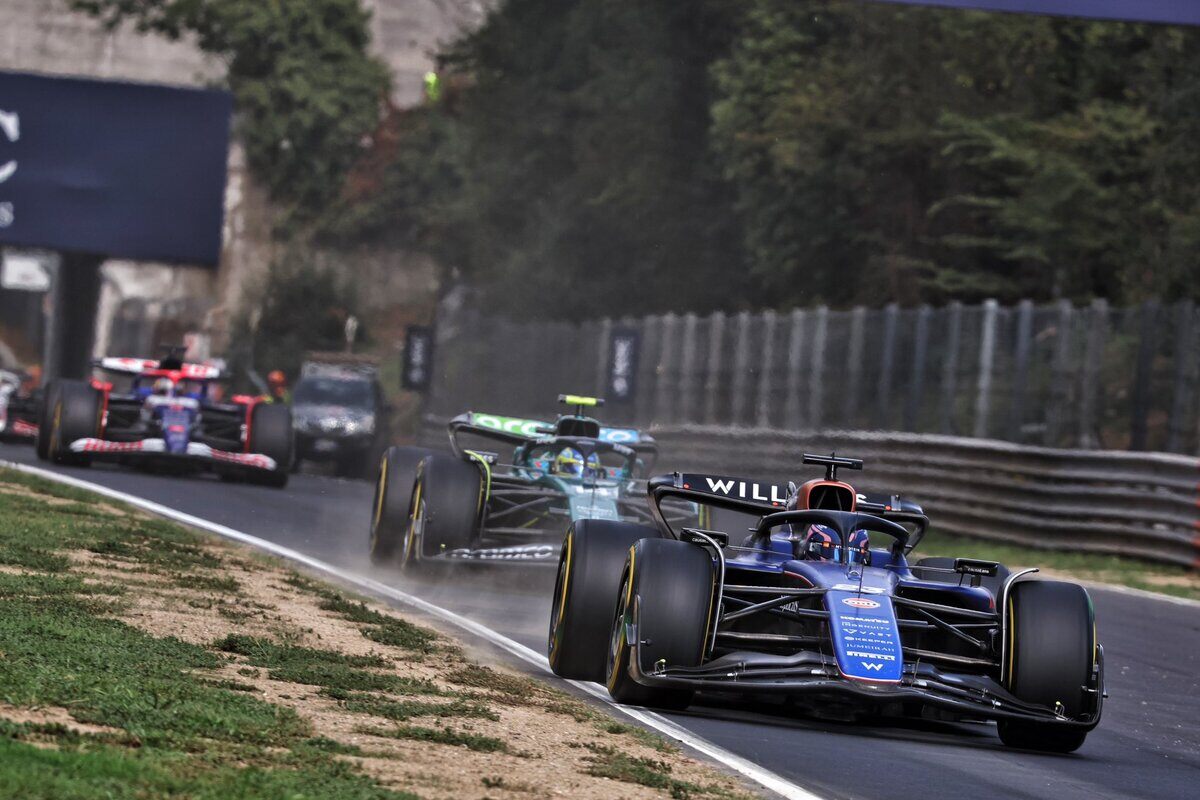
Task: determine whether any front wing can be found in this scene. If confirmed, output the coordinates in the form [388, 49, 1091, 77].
[619, 618, 1104, 729]
[69, 438, 278, 472]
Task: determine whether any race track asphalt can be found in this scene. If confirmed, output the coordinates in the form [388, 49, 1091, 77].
[3, 441, 1198, 800]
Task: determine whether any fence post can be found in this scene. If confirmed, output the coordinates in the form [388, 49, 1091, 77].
[904, 305, 931, 431]
[845, 306, 866, 425]
[783, 309, 807, 429]
[973, 299, 998, 439]
[652, 313, 679, 425]
[594, 317, 612, 398]
[875, 303, 899, 429]
[809, 306, 829, 429]
[1009, 299, 1034, 441]
[1166, 301, 1195, 453]
[1129, 301, 1160, 451]
[678, 313, 699, 423]
[939, 302, 962, 434]
[756, 310, 778, 428]
[632, 316, 659, 427]
[703, 311, 725, 425]
[1043, 300, 1074, 447]
[1078, 298, 1108, 449]
[729, 311, 753, 427]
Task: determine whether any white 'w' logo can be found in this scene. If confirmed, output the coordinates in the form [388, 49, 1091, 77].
[861, 662, 885, 671]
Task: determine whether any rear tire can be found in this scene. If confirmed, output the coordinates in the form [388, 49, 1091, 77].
[406, 453, 482, 566]
[548, 520, 662, 682]
[997, 580, 1095, 753]
[606, 538, 714, 710]
[247, 403, 293, 488]
[48, 381, 102, 466]
[369, 446, 431, 564]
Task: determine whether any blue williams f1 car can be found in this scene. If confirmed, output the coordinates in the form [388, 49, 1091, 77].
[548, 453, 1104, 752]
[369, 395, 696, 568]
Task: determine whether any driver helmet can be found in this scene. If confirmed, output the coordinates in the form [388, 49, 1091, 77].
[803, 525, 871, 562]
[553, 447, 602, 478]
[152, 378, 174, 398]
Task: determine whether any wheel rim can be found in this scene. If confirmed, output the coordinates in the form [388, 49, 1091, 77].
[369, 459, 388, 554]
[403, 489, 425, 567]
[547, 544, 570, 657]
[606, 571, 632, 688]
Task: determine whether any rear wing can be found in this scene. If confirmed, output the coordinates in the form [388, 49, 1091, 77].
[93, 357, 223, 381]
[647, 472, 929, 548]
[446, 411, 656, 459]
[648, 472, 789, 524]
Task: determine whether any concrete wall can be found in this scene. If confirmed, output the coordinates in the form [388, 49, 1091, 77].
[0, 0, 486, 362]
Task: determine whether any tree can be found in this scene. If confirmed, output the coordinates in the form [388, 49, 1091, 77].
[71, 0, 390, 221]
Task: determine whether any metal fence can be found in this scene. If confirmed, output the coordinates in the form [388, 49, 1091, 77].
[428, 298, 1200, 454]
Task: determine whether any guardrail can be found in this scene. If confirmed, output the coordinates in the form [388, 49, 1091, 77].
[418, 418, 1200, 569]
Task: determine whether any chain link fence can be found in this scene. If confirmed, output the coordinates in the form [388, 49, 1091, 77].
[426, 296, 1200, 455]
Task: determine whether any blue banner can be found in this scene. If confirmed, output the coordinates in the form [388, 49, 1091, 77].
[871, 1, 1200, 25]
[0, 71, 231, 266]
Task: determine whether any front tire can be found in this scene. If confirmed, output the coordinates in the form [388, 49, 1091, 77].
[606, 538, 714, 710]
[247, 403, 293, 488]
[47, 381, 102, 466]
[369, 446, 430, 564]
[548, 520, 661, 682]
[405, 453, 483, 567]
[997, 580, 1096, 753]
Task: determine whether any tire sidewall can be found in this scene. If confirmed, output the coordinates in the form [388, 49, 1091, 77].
[249, 402, 294, 481]
[50, 381, 101, 464]
[548, 519, 661, 681]
[369, 445, 430, 563]
[410, 453, 483, 561]
[606, 537, 714, 707]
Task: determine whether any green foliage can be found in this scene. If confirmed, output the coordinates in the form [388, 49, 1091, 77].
[384, 0, 1200, 312]
[234, 258, 364, 381]
[70, 0, 390, 219]
[706, 2, 1200, 305]
[333, 0, 748, 317]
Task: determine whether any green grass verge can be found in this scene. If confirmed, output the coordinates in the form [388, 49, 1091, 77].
[356, 724, 513, 754]
[582, 743, 748, 799]
[0, 469, 420, 799]
[916, 529, 1200, 601]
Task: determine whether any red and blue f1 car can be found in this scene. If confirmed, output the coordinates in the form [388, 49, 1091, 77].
[0, 369, 39, 442]
[548, 453, 1104, 752]
[36, 352, 293, 487]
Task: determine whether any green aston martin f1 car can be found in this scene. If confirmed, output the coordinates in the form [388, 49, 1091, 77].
[369, 395, 697, 569]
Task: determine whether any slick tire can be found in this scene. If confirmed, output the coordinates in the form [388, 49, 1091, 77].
[915, 556, 1011, 600]
[247, 403, 294, 488]
[369, 446, 431, 565]
[606, 538, 714, 710]
[548, 520, 662, 682]
[36, 381, 62, 461]
[406, 453, 482, 565]
[48, 381, 102, 466]
[997, 580, 1095, 753]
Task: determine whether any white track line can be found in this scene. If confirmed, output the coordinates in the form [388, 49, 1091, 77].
[2, 461, 824, 800]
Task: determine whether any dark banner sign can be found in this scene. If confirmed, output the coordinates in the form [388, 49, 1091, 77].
[606, 327, 640, 405]
[402, 325, 435, 391]
[0, 71, 232, 266]
[872, 1, 1200, 24]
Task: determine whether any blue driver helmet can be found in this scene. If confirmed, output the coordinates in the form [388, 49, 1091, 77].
[803, 524, 871, 562]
